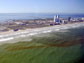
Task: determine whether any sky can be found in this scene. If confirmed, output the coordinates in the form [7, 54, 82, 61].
[0, 0, 84, 13]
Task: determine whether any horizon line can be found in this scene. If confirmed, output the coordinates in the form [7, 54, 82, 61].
[0, 12, 84, 14]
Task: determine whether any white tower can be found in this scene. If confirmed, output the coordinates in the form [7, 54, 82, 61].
[54, 15, 59, 23]
[56, 14, 59, 19]
[54, 16, 56, 23]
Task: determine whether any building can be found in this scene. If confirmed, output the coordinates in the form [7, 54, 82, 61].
[68, 17, 71, 22]
[15, 21, 23, 25]
[82, 18, 84, 20]
[54, 16, 56, 23]
[54, 15, 60, 24]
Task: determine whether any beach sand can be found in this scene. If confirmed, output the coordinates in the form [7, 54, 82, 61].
[0, 22, 84, 44]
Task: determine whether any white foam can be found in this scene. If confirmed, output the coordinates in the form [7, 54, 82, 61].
[42, 30, 52, 33]
[0, 37, 14, 42]
[28, 33, 38, 36]
[55, 29, 60, 31]
[0, 23, 84, 42]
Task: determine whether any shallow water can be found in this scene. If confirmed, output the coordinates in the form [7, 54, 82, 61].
[0, 27, 83, 63]
[0, 26, 84, 63]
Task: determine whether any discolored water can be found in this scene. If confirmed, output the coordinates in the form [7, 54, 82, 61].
[0, 27, 84, 63]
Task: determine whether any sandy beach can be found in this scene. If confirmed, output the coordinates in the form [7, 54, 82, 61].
[0, 22, 84, 44]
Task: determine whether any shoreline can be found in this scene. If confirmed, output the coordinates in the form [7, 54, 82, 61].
[0, 22, 84, 44]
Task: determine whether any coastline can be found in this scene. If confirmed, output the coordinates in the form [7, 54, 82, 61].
[0, 22, 84, 44]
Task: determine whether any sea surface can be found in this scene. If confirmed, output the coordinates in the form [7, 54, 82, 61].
[0, 13, 84, 22]
[24, 26, 84, 63]
[0, 26, 84, 63]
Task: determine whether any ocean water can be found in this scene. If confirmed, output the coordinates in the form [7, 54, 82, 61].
[0, 13, 84, 22]
[0, 26, 84, 63]
[27, 26, 84, 63]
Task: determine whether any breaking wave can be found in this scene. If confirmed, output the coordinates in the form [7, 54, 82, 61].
[0, 23, 84, 43]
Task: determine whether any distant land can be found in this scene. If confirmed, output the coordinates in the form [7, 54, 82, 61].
[0, 13, 84, 22]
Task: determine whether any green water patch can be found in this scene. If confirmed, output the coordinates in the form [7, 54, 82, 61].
[0, 42, 82, 63]
[0, 27, 84, 63]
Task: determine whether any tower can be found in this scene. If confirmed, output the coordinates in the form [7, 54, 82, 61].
[54, 15, 60, 24]
[56, 14, 59, 19]
[68, 17, 71, 22]
[54, 16, 56, 23]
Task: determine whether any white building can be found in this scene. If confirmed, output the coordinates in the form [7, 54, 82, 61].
[54, 16, 56, 23]
[54, 15, 60, 24]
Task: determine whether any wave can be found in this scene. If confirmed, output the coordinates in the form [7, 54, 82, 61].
[0, 23, 84, 43]
[0, 37, 14, 42]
